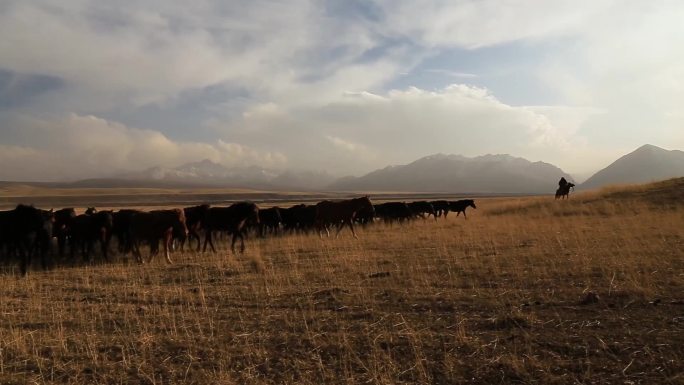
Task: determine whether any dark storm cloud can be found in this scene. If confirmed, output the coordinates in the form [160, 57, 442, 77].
[0, 69, 64, 109]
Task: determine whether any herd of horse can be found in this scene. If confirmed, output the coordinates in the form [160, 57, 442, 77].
[0, 198, 477, 275]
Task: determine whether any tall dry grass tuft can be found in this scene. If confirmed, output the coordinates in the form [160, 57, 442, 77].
[0, 179, 683, 383]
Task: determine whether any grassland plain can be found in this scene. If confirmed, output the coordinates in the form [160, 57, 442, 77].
[0, 179, 683, 384]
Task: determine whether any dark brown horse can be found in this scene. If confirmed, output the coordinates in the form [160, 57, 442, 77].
[112, 209, 142, 254]
[203, 202, 259, 253]
[181, 204, 210, 252]
[315, 196, 374, 238]
[555, 183, 575, 200]
[129, 209, 188, 264]
[69, 210, 114, 262]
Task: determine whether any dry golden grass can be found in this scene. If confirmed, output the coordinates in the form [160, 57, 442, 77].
[1, 179, 683, 384]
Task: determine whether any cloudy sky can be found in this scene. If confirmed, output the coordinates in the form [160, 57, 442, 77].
[1, 1, 683, 181]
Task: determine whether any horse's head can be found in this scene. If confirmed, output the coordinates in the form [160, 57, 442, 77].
[356, 196, 375, 216]
[568, 183, 576, 191]
[468, 200, 477, 209]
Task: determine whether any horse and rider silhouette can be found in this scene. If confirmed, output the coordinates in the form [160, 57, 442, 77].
[555, 177, 575, 199]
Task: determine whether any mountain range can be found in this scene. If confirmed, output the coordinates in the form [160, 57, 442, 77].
[2, 144, 681, 194]
[329, 154, 572, 193]
[580, 144, 684, 189]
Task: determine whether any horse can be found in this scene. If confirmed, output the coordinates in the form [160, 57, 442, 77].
[203, 202, 259, 253]
[69, 210, 114, 262]
[129, 209, 188, 264]
[374, 202, 413, 225]
[112, 209, 142, 254]
[181, 204, 210, 252]
[2, 205, 54, 275]
[408, 201, 437, 221]
[430, 200, 451, 218]
[280, 204, 316, 234]
[315, 196, 374, 238]
[555, 183, 575, 200]
[354, 204, 375, 226]
[53, 208, 76, 259]
[448, 199, 477, 219]
[257, 206, 282, 237]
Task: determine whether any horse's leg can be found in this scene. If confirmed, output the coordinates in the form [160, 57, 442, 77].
[40, 238, 50, 270]
[100, 228, 109, 262]
[132, 240, 142, 264]
[334, 221, 345, 238]
[70, 238, 76, 261]
[164, 231, 173, 264]
[348, 219, 358, 239]
[344, 219, 359, 239]
[231, 233, 242, 253]
[58, 234, 66, 259]
[204, 230, 216, 253]
[317, 222, 327, 239]
[83, 240, 91, 262]
[19, 243, 29, 276]
[191, 231, 200, 252]
[240, 233, 245, 253]
[148, 239, 160, 263]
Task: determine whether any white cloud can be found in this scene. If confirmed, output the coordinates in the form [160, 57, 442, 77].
[211, 84, 591, 175]
[373, 0, 615, 49]
[1, 1, 683, 182]
[0, 114, 286, 181]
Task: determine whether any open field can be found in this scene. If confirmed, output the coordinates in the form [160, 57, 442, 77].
[0, 185, 505, 211]
[0, 179, 683, 384]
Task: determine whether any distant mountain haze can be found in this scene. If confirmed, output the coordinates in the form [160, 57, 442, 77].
[4, 146, 680, 193]
[581, 144, 684, 190]
[118, 159, 336, 190]
[328, 154, 573, 193]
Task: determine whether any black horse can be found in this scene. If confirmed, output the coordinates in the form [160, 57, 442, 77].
[182, 204, 210, 252]
[2, 205, 54, 275]
[53, 208, 76, 258]
[408, 201, 437, 220]
[374, 202, 413, 225]
[203, 202, 259, 253]
[555, 183, 575, 200]
[430, 200, 451, 218]
[448, 200, 477, 219]
[258, 206, 282, 237]
[281, 204, 316, 234]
